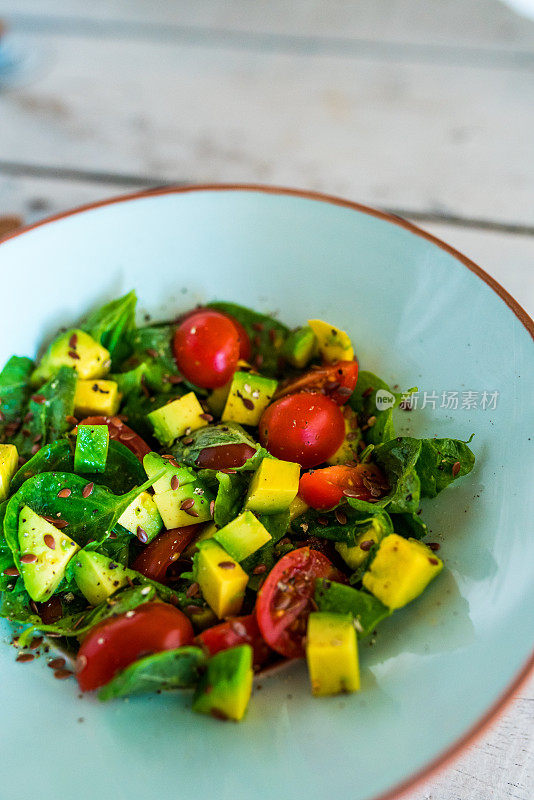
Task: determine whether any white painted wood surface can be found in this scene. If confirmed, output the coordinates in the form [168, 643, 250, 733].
[0, 2, 532, 798]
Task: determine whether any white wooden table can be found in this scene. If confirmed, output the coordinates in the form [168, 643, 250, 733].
[0, 2, 532, 797]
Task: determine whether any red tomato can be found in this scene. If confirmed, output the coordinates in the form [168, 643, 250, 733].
[132, 526, 198, 583]
[176, 307, 251, 362]
[256, 548, 341, 659]
[76, 602, 194, 691]
[173, 310, 240, 388]
[259, 393, 345, 468]
[274, 361, 358, 405]
[298, 464, 389, 510]
[195, 443, 257, 470]
[196, 614, 271, 668]
[78, 416, 151, 461]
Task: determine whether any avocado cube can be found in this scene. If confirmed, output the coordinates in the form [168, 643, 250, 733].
[362, 534, 443, 609]
[289, 494, 309, 521]
[183, 521, 218, 558]
[308, 319, 354, 363]
[74, 379, 122, 418]
[143, 452, 196, 494]
[282, 326, 317, 369]
[222, 371, 278, 427]
[195, 540, 248, 618]
[207, 381, 232, 417]
[153, 481, 213, 529]
[117, 491, 163, 543]
[314, 579, 390, 638]
[335, 518, 384, 570]
[32, 328, 111, 385]
[213, 511, 271, 562]
[148, 392, 208, 446]
[326, 408, 361, 465]
[193, 644, 253, 721]
[74, 424, 109, 473]
[0, 444, 18, 502]
[306, 612, 360, 696]
[18, 505, 80, 602]
[244, 458, 300, 514]
[73, 550, 129, 606]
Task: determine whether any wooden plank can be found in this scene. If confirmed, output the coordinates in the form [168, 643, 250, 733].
[4, 0, 534, 52]
[0, 31, 533, 227]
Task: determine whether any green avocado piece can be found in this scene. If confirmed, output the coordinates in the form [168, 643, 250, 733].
[143, 451, 196, 494]
[314, 578, 390, 637]
[117, 491, 163, 543]
[18, 505, 80, 602]
[31, 329, 110, 386]
[221, 371, 278, 426]
[74, 424, 109, 473]
[213, 510, 271, 561]
[73, 550, 129, 606]
[282, 326, 317, 369]
[192, 644, 253, 721]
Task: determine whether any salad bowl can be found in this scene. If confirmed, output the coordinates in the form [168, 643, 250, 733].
[0, 185, 532, 800]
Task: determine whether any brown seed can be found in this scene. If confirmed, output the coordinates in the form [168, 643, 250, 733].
[69, 333, 78, 348]
[167, 375, 183, 384]
[182, 437, 194, 446]
[186, 582, 200, 598]
[317, 516, 329, 526]
[33, 433, 42, 444]
[48, 657, 66, 670]
[253, 564, 267, 575]
[54, 669, 73, 680]
[31, 394, 46, 405]
[20, 553, 37, 564]
[218, 561, 235, 570]
[68, 350, 80, 360]
[23, 411, 34, 423]
[241, 396, 254, 411]
[428, 557, 439, 565]
[180, 498, 195, 511]
[168, 458, 180, 468]
[255, 353, 264, 368]
[428, 542, 441, 551]
[184, 507, 199, 518]
[367, 415, 377, 427]
[136, 526, 148, 544]
[335, 509, 348, 525]
[359, 539, 374, 552]
[52, 519, 69, 529]
[30, 443, 40, 455]
[4, 566, 19, 576]
[16, 653, 35, 663]
[185, 605, 203, 615]
[44, 535, 56, 550]
[145, 348, 159, 359]
[121, 430, 136, 441]
[82, 482, 94, 498]
[452, 461, 461, 477]
[29, 636, 43, 650]
[170, 475, 180, 491]
[200, 413, 213, 422]
[209, 500, 215, 517]
[57, 488, 72, 498]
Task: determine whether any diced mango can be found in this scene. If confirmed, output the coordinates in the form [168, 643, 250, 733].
[244, 458, 300, 514]
[0, 444, 18, 502]
[74, 379, 122, 417]
[117, 491, 163, 543]
[308, 319, 354, 363]
[148, 392, 208, 446]
[362, 534, 443, 609]
[213, 511, 271, 561]
[222, 372, 278, 427]
[154, 483, 212, 529]
[306, 612, 360, 696]
[195, 540, 248, 618]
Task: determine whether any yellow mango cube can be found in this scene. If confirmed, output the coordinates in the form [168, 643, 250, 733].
[0, 444, 18, 502]
[74, 379, 122, 417]
[148, 392, 208, 446]
[244, 458, 300, 514]
[195, 540, 248, 618]
[306, 612, 360, 696]
[308, 319, 354, 363]
[363, 534, 443, 609]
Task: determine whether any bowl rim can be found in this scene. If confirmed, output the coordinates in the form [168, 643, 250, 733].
[1, 182, 533, 800]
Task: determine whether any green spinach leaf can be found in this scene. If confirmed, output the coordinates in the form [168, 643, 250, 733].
[416, 437, 475, 498]
[82, 290, 137, 367]
[391, 511, 428, 540]
[98, 646, 206, 700]
[14, 366, 77, 459]
[213, 471, 249, 527]
[373, 437, 422, 513]
[0, 356, 34, 441]
[315, 578, 390, 636]
[171, 422, 268, 472]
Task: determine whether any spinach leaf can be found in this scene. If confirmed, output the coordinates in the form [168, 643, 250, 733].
[315, 578, 390, 637]
[373, 437, 422, 513]
[14, 366, 77, 459]
[98, 646, 206, 700]
[213, 471, 249, 528]
[4, 470, 162, 560]
[82, 290, 137, 367]
[0, 586, 41, 625]
[292, 501, 392, 546]
[10, 440, 74, 493]
[207, 301, 289, 377]
[171, 422, 268, 472]
[120, 390, 185, 442]
[350, 371, 416, 446]
[416, 437, 475, 498]
[391, 511, 428, 540]
[0, 356, 34, 441]
[241, 510, 291, 587]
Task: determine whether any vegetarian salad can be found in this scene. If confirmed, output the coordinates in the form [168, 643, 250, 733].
[0, 293, 475, 720]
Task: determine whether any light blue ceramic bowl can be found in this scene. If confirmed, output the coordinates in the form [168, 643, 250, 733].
[0, 186, 532, 800]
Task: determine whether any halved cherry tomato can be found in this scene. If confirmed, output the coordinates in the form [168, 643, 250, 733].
[132, 526, 199, 583]
[274, 361, 358, 405]
[298, 464, 389, 510]
[196, 614, 271, 668]
[256, 548, 342, 659]
[173, 310, 240, 389]
[259, 392, 345, 468]
[78, 416, 151, 461]
[195, 443, 257, 470]
[76, 602, 194, 691]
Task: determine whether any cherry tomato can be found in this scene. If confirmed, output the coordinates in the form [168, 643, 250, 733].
[195, 443, 257, 470]
[256, 548, 342, 658]
[196, 614, 271, 668]
[78, 416, 151, 461]
[259, 393, 345, 468]
[298, 464, 389, 510]
[274, 361, 358, 405]
[76, 602, 194, 691]
[132, 526, 199, 583]
[176, 307, 251, 362]
[173, 310, 240, 389]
